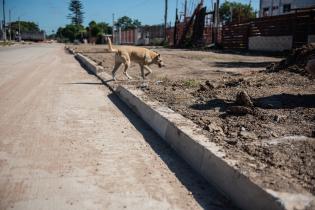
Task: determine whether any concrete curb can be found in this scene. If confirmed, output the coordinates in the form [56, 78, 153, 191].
[68, 49, 315, 210]
[75, 53, 104, 74]
[65, 46, 76, 55]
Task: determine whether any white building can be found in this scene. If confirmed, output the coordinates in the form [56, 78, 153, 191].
[260, 0, 315, 17]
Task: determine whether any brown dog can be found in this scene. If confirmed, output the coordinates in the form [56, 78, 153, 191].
[107, 37, 165, 80]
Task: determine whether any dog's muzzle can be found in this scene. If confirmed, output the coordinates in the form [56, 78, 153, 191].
[158, 62, 165, 68]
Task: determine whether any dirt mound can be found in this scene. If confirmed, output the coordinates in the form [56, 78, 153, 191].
[267, 44, 315, 75]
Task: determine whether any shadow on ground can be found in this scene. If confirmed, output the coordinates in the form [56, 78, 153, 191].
[190, 99, 232, 112]
[255, 94, 315, 109]
[65, 82, 103, 85]
[214, 61, 272, 68]
[190, 94, 315, 111]
[107, 93, 238, 210]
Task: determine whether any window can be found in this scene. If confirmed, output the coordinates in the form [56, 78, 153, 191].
[263, 7, 269, 16]
[283, 4, 291, 13]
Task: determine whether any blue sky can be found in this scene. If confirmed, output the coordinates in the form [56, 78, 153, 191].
[2, 0, 259, 34]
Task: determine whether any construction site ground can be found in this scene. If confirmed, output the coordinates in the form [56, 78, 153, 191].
[70, 44, 315, 196]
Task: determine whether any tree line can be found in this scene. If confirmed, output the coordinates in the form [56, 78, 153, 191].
[54, 0, 142, 43]
[54, 0, 254, 43]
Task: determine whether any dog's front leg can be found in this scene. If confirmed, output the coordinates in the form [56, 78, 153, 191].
[112, 62, 122, 81]
[140, 64, 145, 80]
[144, 65, 153, 77]
[123, 62, 133, 80]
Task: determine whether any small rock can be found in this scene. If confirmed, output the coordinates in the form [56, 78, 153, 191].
[239, 131, 257, 140]
[229, 132, 238, 137]
[224, 138, 238, 145]
[198, 84, 207, 91]
[236, 91, 253, 107]
[206, 123, 224, 136]
[241, 127, 246, 131]
[140, 83, 149, 89]
[205, 80, 215, 89]
[274, 115, 280, 122]
[200, 116, 211, 124]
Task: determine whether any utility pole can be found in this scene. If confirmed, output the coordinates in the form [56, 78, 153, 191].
[2, 0, 6, 41]
[184, 0, 187, 20]
[164, 0, 168, 42]
[216, 0, 220, 28]
[174, 0, 179, 46]
[18, 16, 21, 41]
[213, 0, 220, 45]
[112, 13, 115, 44]
[8, 9, 11, 41]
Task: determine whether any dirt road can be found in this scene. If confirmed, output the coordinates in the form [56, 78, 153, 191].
[0, 44, 236, 210]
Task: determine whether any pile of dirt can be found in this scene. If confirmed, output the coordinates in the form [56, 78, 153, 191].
[267, 43, 315, 75]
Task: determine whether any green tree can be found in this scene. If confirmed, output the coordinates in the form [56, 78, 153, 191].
[219, 1, 255, 24]
[68, 0, 84, 25]
[56, 27, 64, 38]
[115, 16, 141, 30]
[58, 24, 85, 42]
[87, 21, 112, 37]
[97, 22, 112, 34]
[10, 21, 40, 33]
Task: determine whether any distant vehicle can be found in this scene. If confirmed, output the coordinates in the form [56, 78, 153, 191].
[20, 31, 46, 42]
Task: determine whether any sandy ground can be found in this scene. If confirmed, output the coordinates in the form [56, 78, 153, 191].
[70, 44, 315, 196]
[69, 44, 280, 81]
[0, 44, 236, 210]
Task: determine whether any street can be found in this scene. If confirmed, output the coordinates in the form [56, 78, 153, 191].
[0, 44, 235, 210]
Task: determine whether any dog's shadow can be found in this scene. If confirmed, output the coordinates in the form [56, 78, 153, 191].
[107, 93, 237, 210]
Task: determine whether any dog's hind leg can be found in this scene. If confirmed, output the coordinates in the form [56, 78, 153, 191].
[112, 61, 122, 81]
[122, 58, 132, 80]
[139, 64, 145, 80]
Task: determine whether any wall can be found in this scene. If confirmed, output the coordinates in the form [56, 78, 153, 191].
[249, 36, 293, 51]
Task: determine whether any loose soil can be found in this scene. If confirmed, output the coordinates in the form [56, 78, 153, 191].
[70, 44, 315, 195]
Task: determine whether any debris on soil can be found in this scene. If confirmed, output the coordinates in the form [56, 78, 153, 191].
[142, 71, 315, 194]
[205, 80, 215, 89]
[267, 43, 315, 76]
[205, 122, 225, 136]
[226, 106, 253, 115]
[235, 91, 253, 107]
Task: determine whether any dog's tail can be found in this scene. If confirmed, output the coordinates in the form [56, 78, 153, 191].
[107, 37, 118, 53]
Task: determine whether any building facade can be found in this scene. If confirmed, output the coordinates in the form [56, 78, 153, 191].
[260, 0, 315, 17]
